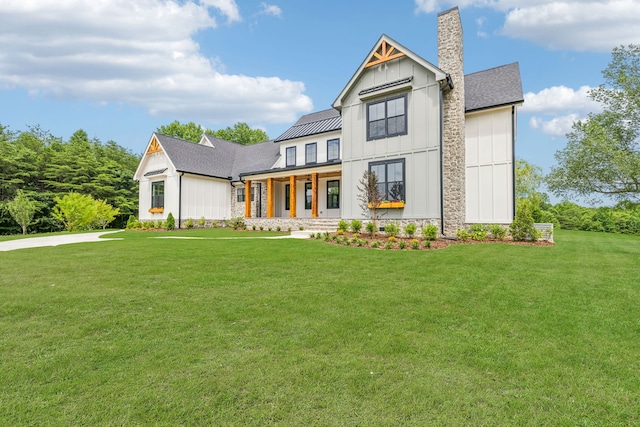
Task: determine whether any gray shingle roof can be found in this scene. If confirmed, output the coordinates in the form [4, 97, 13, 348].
[275, 109, 341, 142]
[155, 133, 279, 181]
[464, 62, 524, 112]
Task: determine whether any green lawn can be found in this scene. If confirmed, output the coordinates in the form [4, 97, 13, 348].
[1, 229, 638, 425]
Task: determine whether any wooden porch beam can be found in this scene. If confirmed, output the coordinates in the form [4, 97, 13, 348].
[244, 180, 251, 218]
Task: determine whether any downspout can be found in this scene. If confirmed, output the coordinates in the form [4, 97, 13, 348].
[439, 89, 445, 236]
[178, 172, 184, 229]
[511, 104, 516, 220]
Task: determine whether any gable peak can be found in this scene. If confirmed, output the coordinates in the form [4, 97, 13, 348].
[365, 39, 405, 68]
[146, 135, 163, 154]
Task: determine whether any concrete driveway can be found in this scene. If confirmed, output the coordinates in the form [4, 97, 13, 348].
[0, 230, 123, 252]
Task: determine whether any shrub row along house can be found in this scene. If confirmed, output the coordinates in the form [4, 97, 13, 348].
[134, 7, 524, 236]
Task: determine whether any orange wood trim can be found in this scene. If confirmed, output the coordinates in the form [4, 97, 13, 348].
[365, 41, 405, 68]
[311, 173, 318, 218]
[148, 207, 164, 213]
[266, 178, 274, 218]
[289, 175, 297, 218]
[244, 180, 252, 218]
[146, 137, 162, 154]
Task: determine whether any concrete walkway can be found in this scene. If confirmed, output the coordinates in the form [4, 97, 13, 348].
[0, 230, 123, 252]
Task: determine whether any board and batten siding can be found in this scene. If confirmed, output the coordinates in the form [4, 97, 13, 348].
[465, 108, 514, 223]
[180, 175, 231, 220]
[340, 56, 442, 220]
[137, 151, 177, 221]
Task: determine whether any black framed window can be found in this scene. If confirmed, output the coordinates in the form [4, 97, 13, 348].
[151, 181, 164, 208]
[327, 139, 340, 161]
[305, 143, 317, 165]
[286, 146, 296, 167]
[367, 94, 407, 140]
[369, 159, 405, 201]
[305, 182, 312, 209]
[237, 188, 254, 202]
[285, 184, 290, 210]
[327, 180, 340, 209]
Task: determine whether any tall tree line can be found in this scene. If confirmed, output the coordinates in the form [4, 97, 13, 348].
[0, 125, 140, 234]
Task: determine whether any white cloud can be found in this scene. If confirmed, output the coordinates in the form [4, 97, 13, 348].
[521, 85, 601, 114]
[529, 113, 581, 136]
[200, 0, 241, 23]
[522, 85, 603, 136]
[258, 2, 282, 18]
[0, 0, 312, 126]
[414, 0, 640, 52]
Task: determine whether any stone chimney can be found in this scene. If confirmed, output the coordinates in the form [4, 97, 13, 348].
[438, 7, 466, 236]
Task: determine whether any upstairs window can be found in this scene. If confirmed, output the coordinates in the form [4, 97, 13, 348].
[367, 94, 407, 140]
[151, 181, 164, 208]
[369, 159, 405, 201]
[327, 139, 340, 161]
[305, 143, 317, 165]
[286, 146, 296, 167]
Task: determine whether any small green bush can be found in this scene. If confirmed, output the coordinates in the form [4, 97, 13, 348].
[226, 216, 245, 230]
[185, 218, 194, 229]
[337, 219, 349, 232]
[350, 219, 363, 233]
[143, 220, 155, 229]
[398, 240, 406, 250]
[276, 226, 281, 232]
[372, 241, 380, 248]
[365, 222, 376, 236]
[422, 224, 438, 240]
[259, 226, 264, 231]
[384, 241, 393, 250]
[510, 200, 541, 241]
[197, 216, 206, 228]
[211, 221, 219, 228]
[469, 223, 488, 241]
[166, 213, 175, 230]
[411, 239, 420, 250]
[424, 240, 431, 249]
[456, 229, 470, 242]
[489, 224, 507, 240]
[384, 221, 400, 237]
[126, 215, 138, 229]
[404, 223, 417, 238]
[252, 225, 257, 230]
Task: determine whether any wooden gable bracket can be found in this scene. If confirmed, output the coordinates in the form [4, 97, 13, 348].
[365, 41, 405, 68]
[146, 137, 163, 155]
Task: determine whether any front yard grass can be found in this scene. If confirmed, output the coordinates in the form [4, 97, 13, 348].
[0, 229, 638, 425]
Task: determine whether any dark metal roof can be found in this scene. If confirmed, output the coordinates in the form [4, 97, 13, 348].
[464, 62, 524, 112]
[274, 109, 342, 142]
[358, 77, 413, 96]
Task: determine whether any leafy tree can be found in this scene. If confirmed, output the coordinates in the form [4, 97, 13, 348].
[357, 170, 385, 227]
[93, 199, 120, 229]
[516, 159, 544, 200]
[7, 190, 37, 235]
[547, 44, 640, 203]
[211, 122, 269, 145]
[52, 192, 97, 232]
[156, 121, 206, 143]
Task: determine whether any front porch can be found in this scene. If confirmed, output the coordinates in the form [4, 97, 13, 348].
[239, 163, 342, 221]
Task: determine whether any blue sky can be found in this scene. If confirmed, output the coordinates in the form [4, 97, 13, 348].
[1, 0, 638, 183]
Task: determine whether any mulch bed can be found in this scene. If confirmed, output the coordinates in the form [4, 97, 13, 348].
[314, 232, 555, 250]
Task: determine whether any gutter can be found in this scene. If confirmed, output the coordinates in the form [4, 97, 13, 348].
[511, 104, 517, 219]
[178, 172, 184, 229]
[439, 82, 446, 236]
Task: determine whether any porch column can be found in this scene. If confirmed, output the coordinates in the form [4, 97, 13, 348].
[289, 175, 297, 218]
[244, 180, 252, 218]
[311, 172, 318, 218]
[266, 177, 274, 218]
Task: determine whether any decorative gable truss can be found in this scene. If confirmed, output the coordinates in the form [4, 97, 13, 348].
[365, 40, 405, 68]
[146, 136, 163, 154]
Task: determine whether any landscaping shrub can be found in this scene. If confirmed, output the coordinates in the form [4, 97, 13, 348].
[422, 224, 438, 240]
[166, 213, 175, 230]
[185, 218, 194, 229]
[456, 229, 470, 241]
[197, 216, 206, 228]
[384, 221, 400, 237]
[350, 219, 363, 233]
[365, 222, 376, 236]
[404, 222, 417, 237]
[337, 219, 349, 232]
[489, 224, 507, 240]
[469, 223, 488, 241]
[510, 200, 541, 241]
[126, 215, 138, 229]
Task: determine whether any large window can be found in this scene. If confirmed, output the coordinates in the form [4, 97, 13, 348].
[305, 182, 312, 209]
[151, 181, 164, 208]
[327, 139, 340, 162]
[285, 184, 290, 210]
[327, 180, 340, 209]
[369, 159, 405, 201]
[305, 143, 317, 165]
[286, 146, 296, 167]
[367, 94, 407, 140]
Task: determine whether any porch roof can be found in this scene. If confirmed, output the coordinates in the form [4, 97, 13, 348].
[238, 160, 342, 181]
